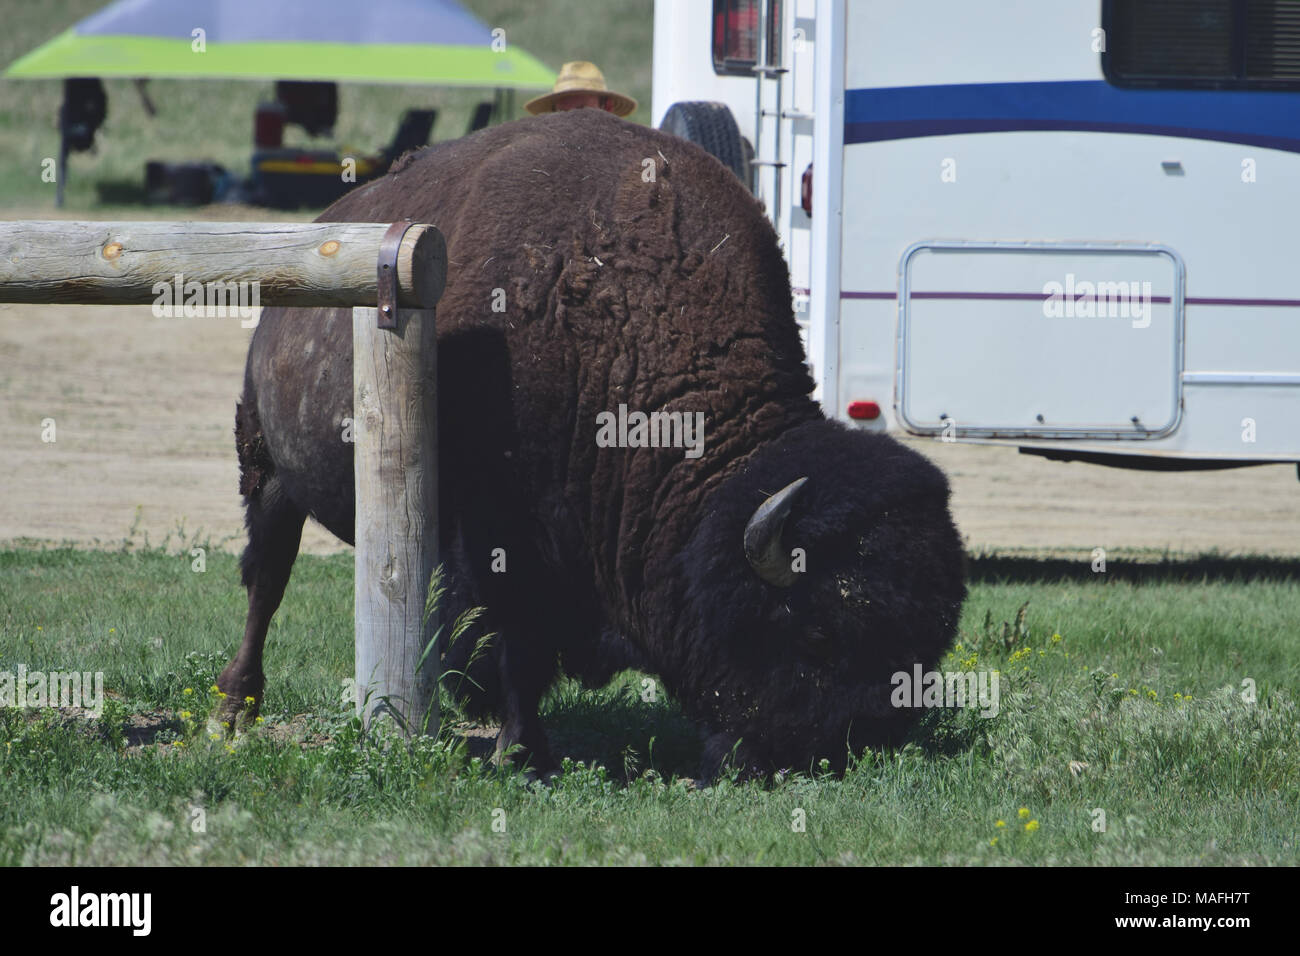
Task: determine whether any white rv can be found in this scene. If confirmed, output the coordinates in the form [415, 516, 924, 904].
[653, 0, 1300, 472]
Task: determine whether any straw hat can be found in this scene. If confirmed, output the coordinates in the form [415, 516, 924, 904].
[525, 61, 637, 117]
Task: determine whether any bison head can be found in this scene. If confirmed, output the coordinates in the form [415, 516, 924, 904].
[670, 420, 966, 777]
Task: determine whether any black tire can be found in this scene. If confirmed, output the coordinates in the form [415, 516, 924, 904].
[659, 101, 750, 187]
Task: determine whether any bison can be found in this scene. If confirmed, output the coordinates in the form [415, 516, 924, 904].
[221, 108, 966, 777]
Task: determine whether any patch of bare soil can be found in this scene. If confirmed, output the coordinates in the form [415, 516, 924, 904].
[22, 705, 183, 752]
[906, 438, 1299, 557]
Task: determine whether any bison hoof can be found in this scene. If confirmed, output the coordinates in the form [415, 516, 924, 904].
[493, 723, 554, 775]
[215, 666, 264, 735]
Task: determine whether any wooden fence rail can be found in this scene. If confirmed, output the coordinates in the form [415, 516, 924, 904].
[0, 220, 445, 307]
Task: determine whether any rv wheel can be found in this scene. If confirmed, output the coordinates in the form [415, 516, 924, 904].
[659, 102, 751, 188]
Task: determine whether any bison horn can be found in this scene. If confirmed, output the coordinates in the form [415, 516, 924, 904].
[744, 477, 808, 587]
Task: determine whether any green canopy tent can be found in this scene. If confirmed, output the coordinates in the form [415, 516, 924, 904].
[4, 0, 556, 204]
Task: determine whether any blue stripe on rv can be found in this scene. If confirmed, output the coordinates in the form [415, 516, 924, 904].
[844, 81, 1300, 153]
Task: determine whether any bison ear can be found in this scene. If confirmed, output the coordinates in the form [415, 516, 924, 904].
[744, 477, 808, 587]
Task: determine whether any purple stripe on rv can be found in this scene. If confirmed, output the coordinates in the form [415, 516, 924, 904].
[840, 292, 1300, 307]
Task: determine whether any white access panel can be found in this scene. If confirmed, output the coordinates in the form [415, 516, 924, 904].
[897, 241, 1185, 439]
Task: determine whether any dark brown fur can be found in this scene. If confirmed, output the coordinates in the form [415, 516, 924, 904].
[223, 110, 966, 775]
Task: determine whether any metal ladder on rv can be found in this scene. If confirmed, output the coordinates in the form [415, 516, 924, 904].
[752, 2, 817, 228]
[750, 0, 787, 234]
[752, 1, 817, 335]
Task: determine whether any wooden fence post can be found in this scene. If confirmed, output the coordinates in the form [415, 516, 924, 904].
[352, 302, 440, 735]
[351, 222, 445, 736]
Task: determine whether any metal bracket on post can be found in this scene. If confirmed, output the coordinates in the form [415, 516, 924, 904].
[376, 218, 414, 330]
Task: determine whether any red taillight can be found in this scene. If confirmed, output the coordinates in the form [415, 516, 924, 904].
[847, 400, 881, 421]
[801, 163, 813, 217]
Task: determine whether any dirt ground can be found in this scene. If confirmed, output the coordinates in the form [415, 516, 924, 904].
[2, 301, 1297, 557]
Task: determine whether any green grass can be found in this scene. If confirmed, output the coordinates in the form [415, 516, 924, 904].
[0, 0, 654, 213]
[1, 541, 1297, 865]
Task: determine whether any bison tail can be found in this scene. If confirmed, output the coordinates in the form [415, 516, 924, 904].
[234, 398, 272, 498]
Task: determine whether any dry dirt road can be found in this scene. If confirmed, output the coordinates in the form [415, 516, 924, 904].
[2, 302, 1297, 557]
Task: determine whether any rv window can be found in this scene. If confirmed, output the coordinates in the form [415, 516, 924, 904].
[1104, 0, 1300, 89]
[712, 0, 782, 75]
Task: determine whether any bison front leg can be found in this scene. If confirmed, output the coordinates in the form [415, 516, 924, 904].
[218, 475, 306, 731]
[493, 635, 556, 773]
